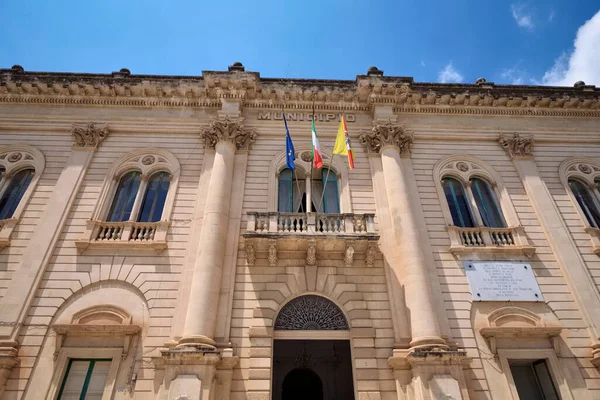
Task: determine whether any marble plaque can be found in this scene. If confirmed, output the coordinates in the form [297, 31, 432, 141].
[463, 261, 543, 301]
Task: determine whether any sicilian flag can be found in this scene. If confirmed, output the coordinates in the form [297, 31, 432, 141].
[333, 116, 355, 169]
[311, 119, 323, 169]
[283, 113, 295, 170]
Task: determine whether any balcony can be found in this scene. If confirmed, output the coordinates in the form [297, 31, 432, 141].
[75, 220, 170, 252]
[447, 225, 535, 258]
[243, 212, 380, 267]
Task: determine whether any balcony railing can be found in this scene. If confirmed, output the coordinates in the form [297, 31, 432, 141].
[0, 218, 18, 249]
[246, 212, 375, 236]
[75, 220, 170, 252]
[447, 225, 534, 257]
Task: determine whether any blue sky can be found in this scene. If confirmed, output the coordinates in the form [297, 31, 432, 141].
[1, 1, 599, 86]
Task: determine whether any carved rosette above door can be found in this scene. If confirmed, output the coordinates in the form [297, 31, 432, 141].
[359, 121, 414, 155]
[200, 116, 257, 151]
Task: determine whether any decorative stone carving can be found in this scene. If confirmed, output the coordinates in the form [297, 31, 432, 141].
[7, 153, 22, 163]
[300, 151, 313, 162]
[498, 133, 534, 159]
[456, 161, 469, 172]
[359, 121, 413, 155]
[200, 116, 256, 151]
[142, 155, 156, 165]
[274, 295, 349, 330]
[245, 241, 256, 266]
[365, 241, 378, 267]
[306, 239, 317, 266]
[579, 164, 592, 174]
[268, 239, 277, 266]
[72, 122, 109, 149]
[344, 241, 355, 267]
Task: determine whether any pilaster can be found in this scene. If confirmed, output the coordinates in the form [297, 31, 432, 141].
[359, 119, 445, 348]
[0, 122, 107, 394]
[499, 132, 600, 365]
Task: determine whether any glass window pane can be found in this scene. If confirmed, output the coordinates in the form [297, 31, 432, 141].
[322, 169, 340, 214]
[278, 169, 294, 212]
[569, 179, 600, 228]
[58, 360, 90, 400]
[0, 169, 34, 219]
[85, 361, 111, 399]
[138, 172, 170, 222]
[509, 364, 545, 400]
[471, 178, 506, 228]
[532, 360, 560, 400]
[107, 171, 141, 222]
[442, 177, 475, 228]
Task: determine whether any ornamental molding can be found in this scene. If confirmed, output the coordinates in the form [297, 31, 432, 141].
[72, 122, 109, 149]
[359, 121, 413, 155]
[200, 116, 256, 151]
[274, 295, 349, 331]
[498, 133, 534, 159]
[2, 68, 599, 117]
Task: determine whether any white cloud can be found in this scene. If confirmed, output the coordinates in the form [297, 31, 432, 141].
[542, 10, 600, 86]
[511, 4, 535, 29]
[421, 61, 426, 67]
[438, 62, 463, 83]
[501, 67, 526, 85]
[548, 9, 555, 22]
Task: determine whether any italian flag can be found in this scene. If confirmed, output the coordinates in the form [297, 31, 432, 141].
[311, 119, 323, 169]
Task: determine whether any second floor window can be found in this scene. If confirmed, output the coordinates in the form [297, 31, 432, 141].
[568, 179, 600, 228]
[107, 171, 170, 223]
[278, 168, 340, 213]
[0, 168, 35, 220]
[442, 176, 506, 228]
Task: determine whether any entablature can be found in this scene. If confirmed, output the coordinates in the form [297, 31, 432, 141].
[2, 64, 599, 117]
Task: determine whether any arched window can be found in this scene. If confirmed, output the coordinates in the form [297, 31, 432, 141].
[471, 178, 506, 228]
[138, 171, 170, 222]
[277, 167, 340, 214]
[441, 177, 475, 228]
[568, 179, 600, 228]
[107, 171, 141, 222]
[0, 168, 35, 219]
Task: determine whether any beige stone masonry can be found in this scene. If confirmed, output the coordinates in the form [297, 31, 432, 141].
[499, 133, 600, 365]
[0, 122, 107, 395]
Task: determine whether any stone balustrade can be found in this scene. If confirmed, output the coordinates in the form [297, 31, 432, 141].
[447, 225, 534, 257]
[75, 220, 170, 252]
[246, 212, 376, 236]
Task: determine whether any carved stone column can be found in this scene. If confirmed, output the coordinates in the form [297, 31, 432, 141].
[179, 117, 256, 348]
[360, 121, 446, 348]
[499, 133, 600, 366]
[0, 122, 108, 395]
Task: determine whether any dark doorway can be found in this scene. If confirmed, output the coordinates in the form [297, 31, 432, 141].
[282, 368, 323, 400]
[273, 340, 355, 400]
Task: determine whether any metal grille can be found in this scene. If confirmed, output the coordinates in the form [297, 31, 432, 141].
[274, 295, 349, 331]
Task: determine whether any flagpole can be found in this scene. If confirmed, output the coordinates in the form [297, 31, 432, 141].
[310, 93, 316, 213]
[282, 103, 305, 213]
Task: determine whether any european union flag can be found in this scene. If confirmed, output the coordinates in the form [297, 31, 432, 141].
[284, 113, 296, 170]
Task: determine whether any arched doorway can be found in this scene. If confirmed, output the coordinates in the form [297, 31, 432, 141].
[282, 368, 323, 400]
[272, 295, 355, 400]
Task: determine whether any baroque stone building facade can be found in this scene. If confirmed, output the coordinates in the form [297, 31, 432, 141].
[0, 63, 599, 399]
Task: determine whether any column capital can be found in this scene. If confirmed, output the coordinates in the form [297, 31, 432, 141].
[200, 116, 257, 151]
[359, 120, 413, 156]
[71, 122, 109, 150]
[498, 132, 534, 159]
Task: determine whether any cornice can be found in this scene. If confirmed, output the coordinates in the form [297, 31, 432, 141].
[1, 65, 598, 117]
